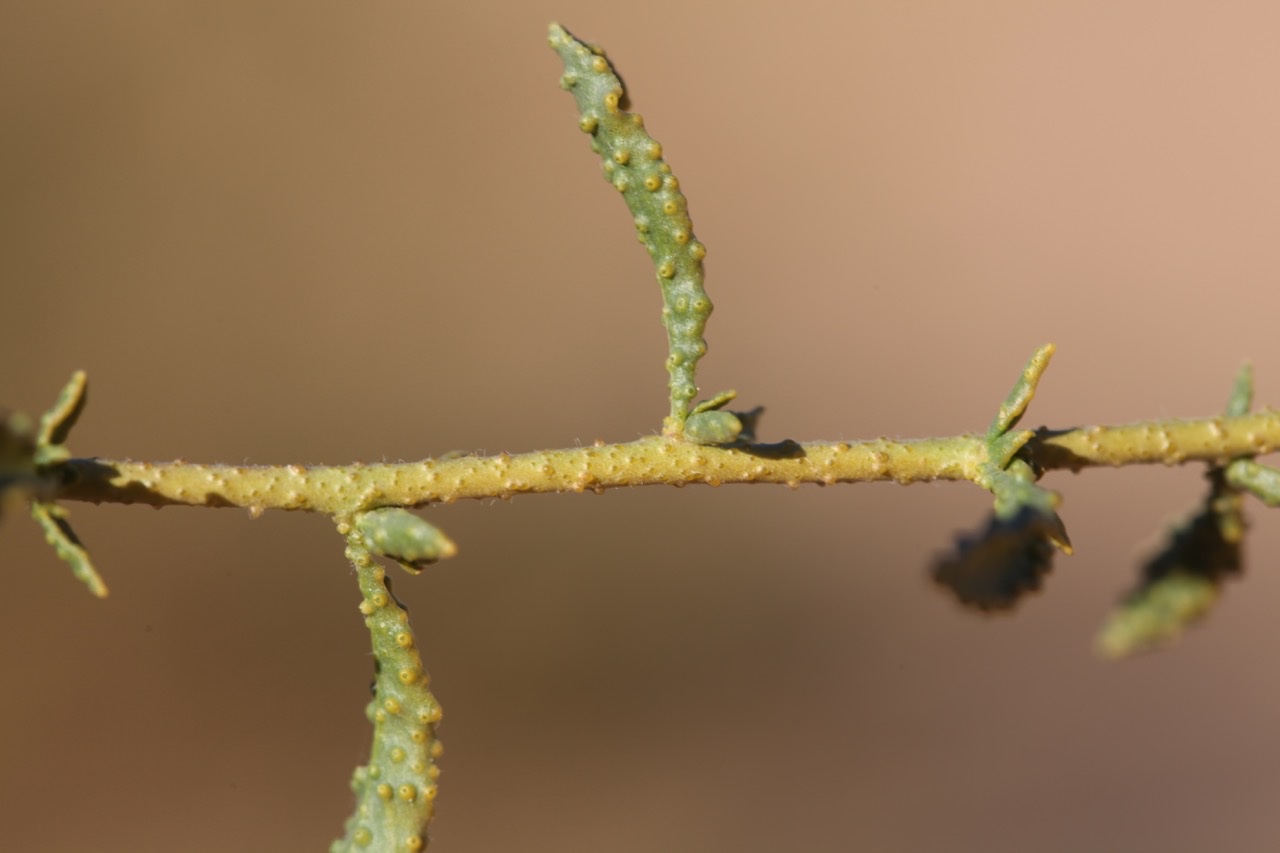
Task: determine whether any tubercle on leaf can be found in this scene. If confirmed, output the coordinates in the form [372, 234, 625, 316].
[549, 23, 713, 432]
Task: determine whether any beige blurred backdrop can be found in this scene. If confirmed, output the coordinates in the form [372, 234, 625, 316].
[5, 3, 1280, 851]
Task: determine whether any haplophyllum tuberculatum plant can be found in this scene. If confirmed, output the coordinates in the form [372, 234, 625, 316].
[4, 22, 1280, 852]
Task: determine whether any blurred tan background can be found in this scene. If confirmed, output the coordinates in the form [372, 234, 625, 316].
[4, 2, 1280, 851]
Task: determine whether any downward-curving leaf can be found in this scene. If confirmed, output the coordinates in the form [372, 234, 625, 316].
[332, 526, 452, 852]
[30, 501, 106, 597]
[1097, 476, 1243, 658]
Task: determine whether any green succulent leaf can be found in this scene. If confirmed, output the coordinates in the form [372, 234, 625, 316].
[549, 23, 716, 435]
[30, 500, 107, 597]
[690, 390, 737, 416]
[354, 508, 457, 574]
[987, 344, 1055, 446]
[1097, 476, 1243, 658]
[1223, 361, 1253, 418]
[333, 526, 448, 853]
[684, 390, 744, 444]
[1223, 459, 1280, 507]
[34, 371, 87, 467]
[982, 460, 1072, 550]
[683, 409, 744, 446]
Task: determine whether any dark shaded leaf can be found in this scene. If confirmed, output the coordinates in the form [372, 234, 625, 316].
[933, 505, 1066, 612]
[1097, 484, 1242, 658]
[0, 411, 43, 520]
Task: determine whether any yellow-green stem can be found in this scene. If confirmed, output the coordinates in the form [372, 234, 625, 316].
[56, 411, 1280, 515]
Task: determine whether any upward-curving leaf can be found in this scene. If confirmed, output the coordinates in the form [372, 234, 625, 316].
[549, 23, 716, 436]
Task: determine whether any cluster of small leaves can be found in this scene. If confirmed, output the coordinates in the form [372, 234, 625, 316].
[684, 389, 745, 445]
[1094, 365, 1280, 656]
[5, 372, 106, 597]
[936, 356, 1280, 657]
[935, 345, 1071, 610]
[1, 411, 44, 516]
[551, 10, 1280, 656]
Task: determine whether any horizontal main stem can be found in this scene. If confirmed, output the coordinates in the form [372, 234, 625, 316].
[54, 411, 1280, 516]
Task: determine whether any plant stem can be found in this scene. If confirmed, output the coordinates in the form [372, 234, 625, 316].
[55, 411, 1280, 515]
